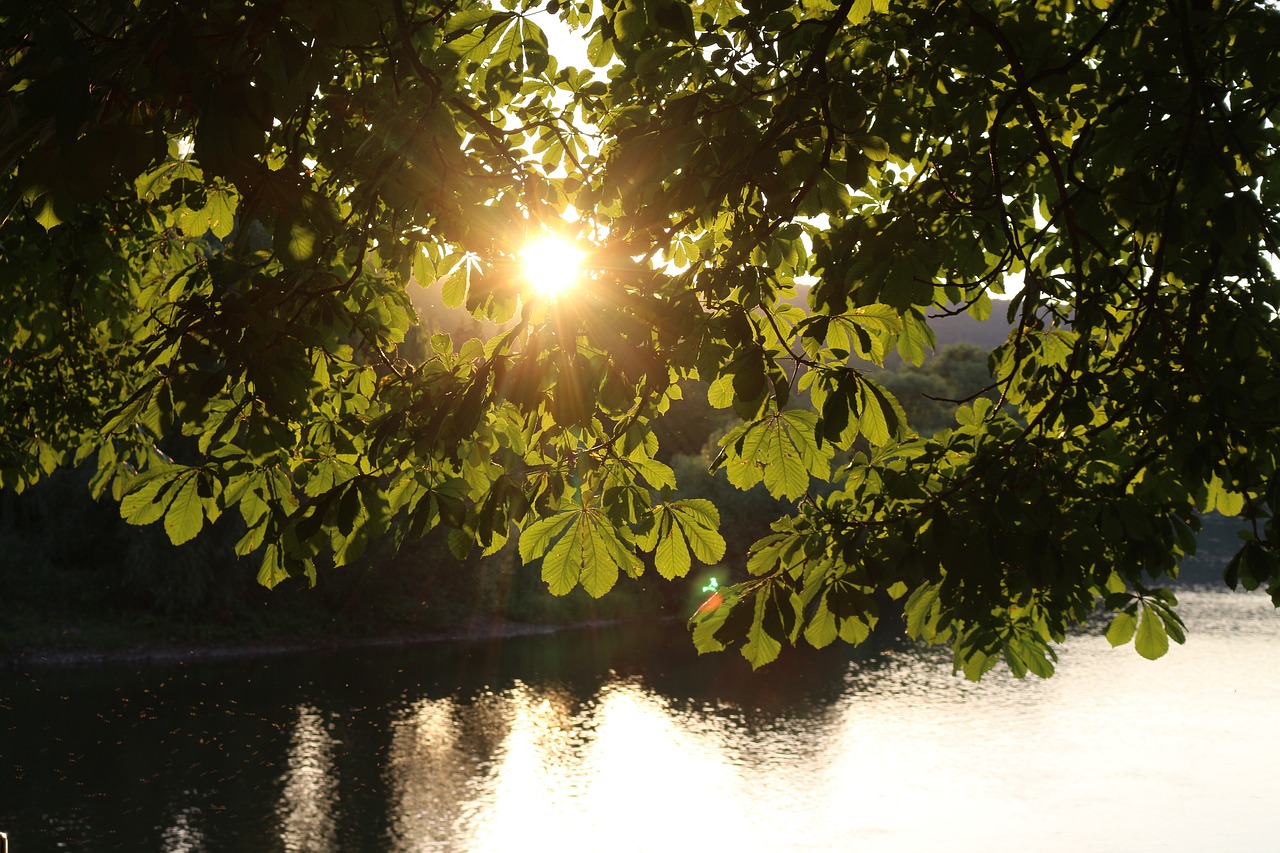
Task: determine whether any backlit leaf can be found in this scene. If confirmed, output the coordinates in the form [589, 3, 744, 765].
[1134, 602, 1170, 660]
[163, 474, 206, 546]
[1105, 610, 1137, 647]
[741, 588, 783, 669]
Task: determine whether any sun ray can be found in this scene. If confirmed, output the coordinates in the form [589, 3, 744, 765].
[521, 236, 585, 300]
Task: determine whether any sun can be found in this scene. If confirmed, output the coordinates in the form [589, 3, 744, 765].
[520, 235, 585, 300]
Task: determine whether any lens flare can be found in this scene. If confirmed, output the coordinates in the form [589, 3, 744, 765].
[520, 236, 585, 299]
[695, 591, 724, 615]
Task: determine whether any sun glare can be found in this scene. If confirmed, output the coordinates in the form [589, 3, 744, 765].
[521, 236, 585, 300]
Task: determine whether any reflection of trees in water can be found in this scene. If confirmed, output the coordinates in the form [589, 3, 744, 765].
[277, 704, 338, 853]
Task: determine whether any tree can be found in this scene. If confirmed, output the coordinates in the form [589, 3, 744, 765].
[2, 0, 1278, 677]
[875, 343, 1001, 435]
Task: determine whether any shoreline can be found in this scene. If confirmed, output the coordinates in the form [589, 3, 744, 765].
[2, 616, 629, 670]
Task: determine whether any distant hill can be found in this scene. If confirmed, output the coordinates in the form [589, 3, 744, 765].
[877, 306, 1015, 369]
[922, 306, 1016, 353]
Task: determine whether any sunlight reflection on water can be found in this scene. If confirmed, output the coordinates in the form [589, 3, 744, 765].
[7, 589, 1278, 852]
[277, 704, 338, 852]
[371, 590, 1280, 853]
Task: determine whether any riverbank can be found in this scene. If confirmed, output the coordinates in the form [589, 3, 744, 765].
[2, 508, 1242, 672]
[2, 615, 633, 670]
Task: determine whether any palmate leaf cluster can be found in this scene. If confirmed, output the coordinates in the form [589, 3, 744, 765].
[2, 0, 1279, 677]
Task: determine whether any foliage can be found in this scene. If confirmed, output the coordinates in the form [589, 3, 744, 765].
[1, 466, 660, 652]
[2, 0, 1279, 677]
[875, 343, 1001, 435]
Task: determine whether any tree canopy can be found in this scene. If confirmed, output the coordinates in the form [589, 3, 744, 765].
[2, 0, 1279, 677]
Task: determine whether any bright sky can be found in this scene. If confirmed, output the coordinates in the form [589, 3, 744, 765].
[532, 9, 591, 71]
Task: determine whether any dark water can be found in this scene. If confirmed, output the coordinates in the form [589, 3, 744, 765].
[3, 588, 1278, 852]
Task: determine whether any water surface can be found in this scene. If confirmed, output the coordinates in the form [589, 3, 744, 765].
[3, 588, 1277, 852]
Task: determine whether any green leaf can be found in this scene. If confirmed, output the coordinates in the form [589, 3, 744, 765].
[1134, 602, 1170, 660]
[745, 530, 805, 577]
[441, 260, 470, 308]
[135, 159, 201, 200]
[163, 473, 206, 546]
[726, 410, 833, 500]
[1004, 637, 1056, 679]
[667, 499, 725, 557]
[707, 374, 736, 409]
[960, 649, 1000, 682]
[1155, 604, 1187, 646]
[741, 589, 783, 669]
[205, 183, 238, 240]
[1037, 329, 1078, 369]
[630, 455, 677, 491]
[803, 593, 839, 648]
[523, 502, 637, 597]
[518, 511, 576, 563]
[541, 521, 587, 594]
[857, 377, 903, 446]
[904, 581, 941, 640]
[31, 193, 64, 230]
[847, 0, 872, 25]
[177, 201, 213, 236]
[120, 468, 183, 527]
[856, 134, 890, 161]
[1207, 474, 1246, 517]
[102, 381, 160, 435]
[838, 613, 875, 645]
[1105, 610, 1137, 647]
[896, 310, 936, 365]
[257, 543, 290, 589]
[690, 587, 740, 654]
[654, 521, 692, 579]
[276, 216, 320, 266]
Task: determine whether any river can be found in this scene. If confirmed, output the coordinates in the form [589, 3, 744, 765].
[2, 587, 1277, 852]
